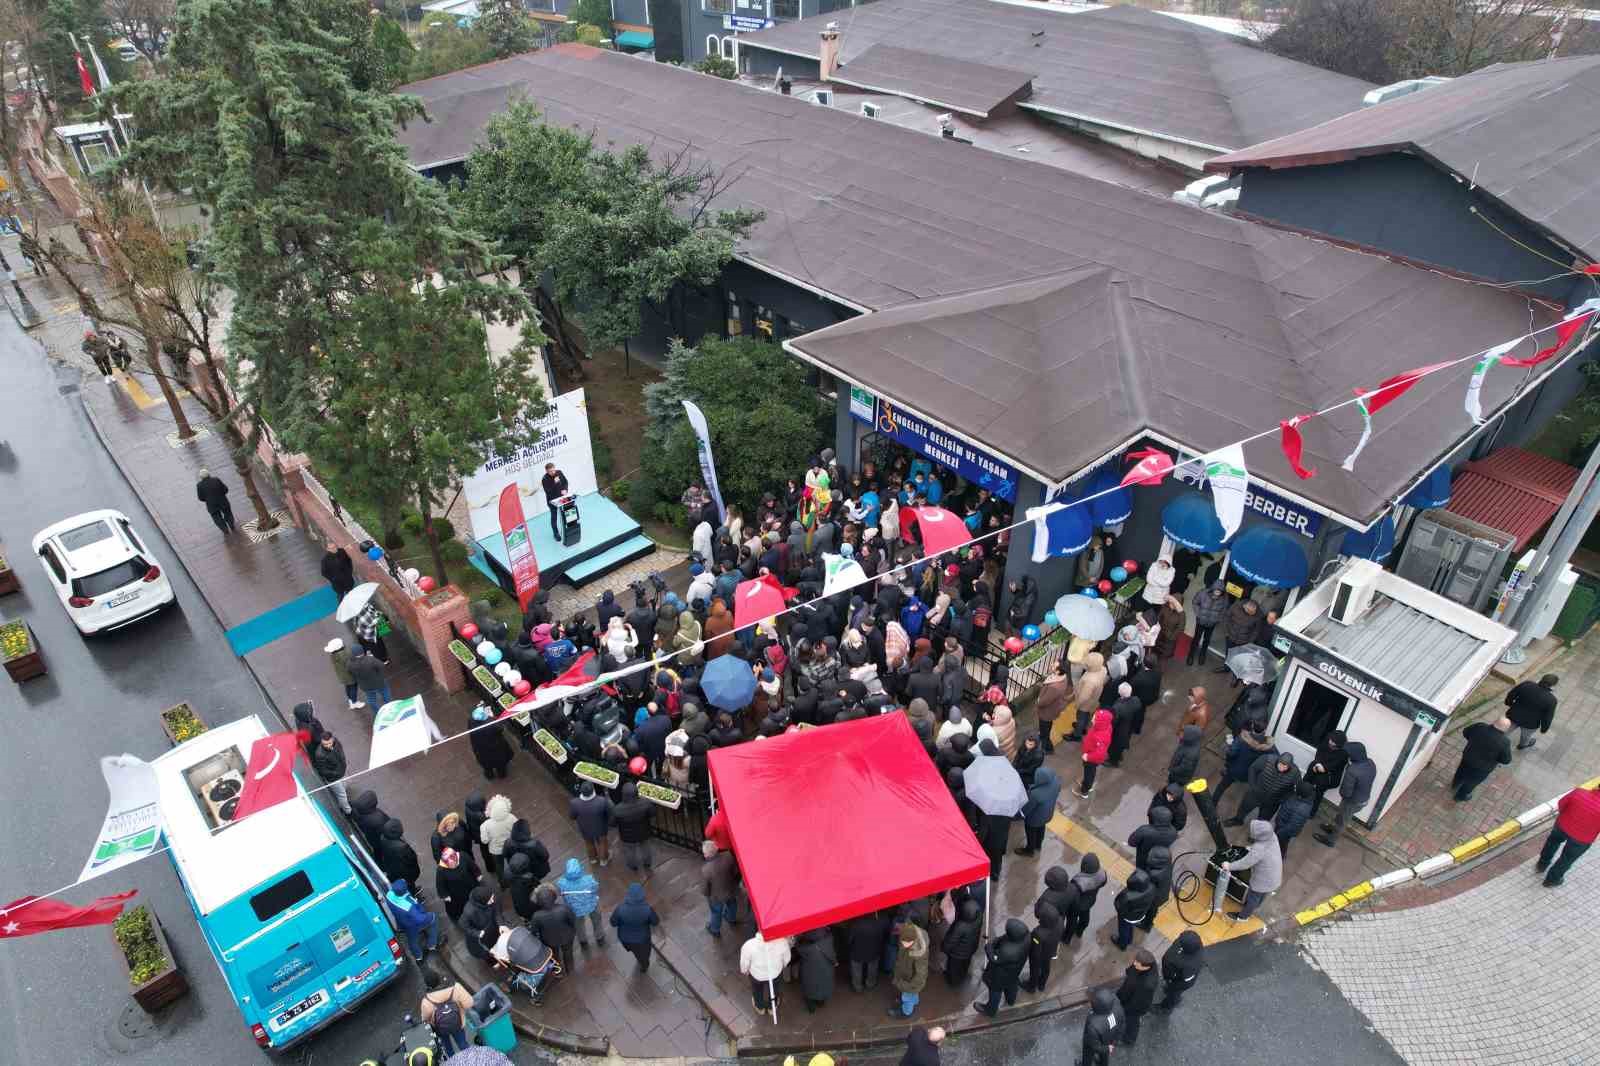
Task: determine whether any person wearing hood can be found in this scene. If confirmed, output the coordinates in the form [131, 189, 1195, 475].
[900, 1025, 946, 1066]
[1116, 948, 1159, 1046]
[1106, 683, 1141, 768]
[460, 883, 499, 961]
[1076, 539, 1106, 588]
[940, 899, 982, 985]
[1013, 733, 1045, 790]
[478, 795, 515, 875]
[1078, 708, 1112, 798]
[634, 702, 673, 771]
[347, 643, 391, 707]
[1127, 807, 1180, 870]
[468, 704, 515, 780]
[679, 700, 713, 740]
[849, 911, 890, 991]
[610, 883, 660, 970]
[1221, 819, 1283, 920]
[1016, 766, 1061, 857]
[792, 928, 837, 1012]
[1302, 729, 1351, 794]
[904, 696, 938, 743]
[1155, 594, 1185, 664]
[1227, 750, 1301, 826]
[980, 705, 1017, 761]
[702, 598, 735, 659]
[937, 732, 976, 778]
[505, 819, 550, 884]
[1022, 899, 1063, 993]
[936, 707, 973, 751]
[1065, 854, 1107, 945]
[741, 930, 793, 1012]
[377, 819, 421, 887]
[944, 767, 973, 828]
[1189, 581, 1229, 666]
[531, 883, 578, 971]
[291, 701, 325, 752]
[1274, 782, 1317, 856]
[700, 840, 742, 937]
[672, 608, 703, 659]
[1112, 869, 1155, 949]
[1006, 575, 1038, 634]
[613, 782, 656, 876]
[1036, 866, 1077, 930]
[1214, 726, 1276, 807]
[1316, 740, 1377, 847]
[905, 656, 940, 706]
[1139, 845, 1173, 932]
[1156, 930, 1204, 1011]
[891, 922, 930, 1017]
[460, 792, 493, 870]
[1167, 724, 1204, 786]
[1129, 659, 1161, 730]
[1081, 988, 1125, 1065]
[385, 879, 441, 962]
[435, 847, 479, 924]
[504, 852, 539, 921]
[556, 856, 605, 947]
[1034, 660, 1071, 753]
[1066, 653, 1107, 741]
[974, 918, 1030, 1016]
[1148, 783, 1189, 834]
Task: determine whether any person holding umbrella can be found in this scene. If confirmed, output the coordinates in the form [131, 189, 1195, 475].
[337, 582, 390, 664]
[964, 740, 1028, 884]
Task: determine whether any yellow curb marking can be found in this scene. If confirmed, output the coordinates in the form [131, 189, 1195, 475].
[1045, 812, 1263, 946]
[1484, 820, 1521, 845]
[116, 371, 188, 410]
[1449, 836, 1489, 862]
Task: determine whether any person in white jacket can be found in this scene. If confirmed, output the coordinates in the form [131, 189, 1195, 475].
[739, 930, 792, 1013]
[604, 616, 638, 662]
[479, 794, 516, 874]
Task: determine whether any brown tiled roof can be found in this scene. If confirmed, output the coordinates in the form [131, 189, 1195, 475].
[825, 43, 1034, 119]
[1206, 57, 1600, 260]
[398, 46, 1561, 525]
[1447, 447, 1581, 551]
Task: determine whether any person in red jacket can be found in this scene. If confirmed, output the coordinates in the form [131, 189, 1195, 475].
[1537, 784, 1600, 887]
[1077, 709, 1113, 798]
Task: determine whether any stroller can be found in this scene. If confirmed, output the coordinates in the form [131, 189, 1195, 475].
[490, 926, 562, 1004]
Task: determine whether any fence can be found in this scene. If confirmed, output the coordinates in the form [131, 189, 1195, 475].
[958, 624, 1070, 706]
[301, 466, 425, 600]
[449, 625, 712, 854]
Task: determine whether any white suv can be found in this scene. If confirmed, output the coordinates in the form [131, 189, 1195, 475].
[32, 510, 177, 635]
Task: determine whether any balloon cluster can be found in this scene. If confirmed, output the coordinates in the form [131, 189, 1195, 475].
[1021, 624, 1041, 641]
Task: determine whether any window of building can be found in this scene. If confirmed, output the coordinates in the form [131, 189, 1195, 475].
[706, 33, 721, 56]
[703, 0, 735, 13]
[721, 35, 736, 58]
[773, 0, 801, 17]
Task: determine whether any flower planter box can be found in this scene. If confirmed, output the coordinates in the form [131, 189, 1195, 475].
[497, 692, 516, 710]
[448, 639, 477, 668]
[1, 620, 45, 682]
[636, 782, 683, 810]
[0, 559, 18, 596]
[471, 666, 502, 697]
[573, 761, 619, 790]
[158, 703, 207, 747]
[532, 729, 568, 764]
[112, 905, 189, 1013]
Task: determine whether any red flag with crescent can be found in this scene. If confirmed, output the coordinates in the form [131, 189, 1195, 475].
[231, 733, 301, 822]
[1121, 447, 1175, 486]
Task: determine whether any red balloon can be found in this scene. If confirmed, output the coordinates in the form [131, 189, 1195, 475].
[460, 623, 479, 640]
[1097, 578, 1113, 594]
[628, 756, 648, 777]
[418, 575, 437, 593]
[1122, 560, 1139, 574]
[1003, 636, 1025, 655]
[512, 680, 532, 697]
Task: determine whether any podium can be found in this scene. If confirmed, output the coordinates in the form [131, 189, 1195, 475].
[556, 494, 582, 547]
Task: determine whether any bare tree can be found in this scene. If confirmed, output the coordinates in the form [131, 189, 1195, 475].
[103, 0, 176, 61]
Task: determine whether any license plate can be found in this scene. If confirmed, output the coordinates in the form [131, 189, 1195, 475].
[106, 591, 139, 607]
[269, 989, 327, 1031]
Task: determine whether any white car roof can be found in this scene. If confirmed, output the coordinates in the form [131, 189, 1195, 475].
[32, 509, 138, 573]
[152, 716, 335, 915]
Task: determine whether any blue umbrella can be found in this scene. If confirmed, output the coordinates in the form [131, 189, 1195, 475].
[1341, 514, 1396, 562]
[1402, 466, 1452, 510]
[1230, 525, 1310, 588]
[1033, 487, 1093, 558]
[700, 654, 758, 711]
[1162, 493, 1230, 552]
[1086, 462, 1133, 527]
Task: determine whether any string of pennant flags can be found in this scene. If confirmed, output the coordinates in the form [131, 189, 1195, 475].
[6, 296, 1599, 932]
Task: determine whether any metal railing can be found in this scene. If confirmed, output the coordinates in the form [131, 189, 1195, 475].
[301, 466, 424, 600]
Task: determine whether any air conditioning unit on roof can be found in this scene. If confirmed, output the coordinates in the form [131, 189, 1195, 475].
[1329, 559, 1383, 625]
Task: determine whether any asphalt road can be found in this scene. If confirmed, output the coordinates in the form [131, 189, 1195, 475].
[0, 323, 554, 1065]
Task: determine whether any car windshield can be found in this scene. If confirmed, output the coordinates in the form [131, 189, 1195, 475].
[58, 520, 115, 553]
[74, 556, 149, 599]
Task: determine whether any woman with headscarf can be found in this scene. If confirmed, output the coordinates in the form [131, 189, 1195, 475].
[1013, 732, 1045, 788]
[603, 615, 637, 664]
[1066, 652, 1108, 741]
[671, 610, 702, 661]
[1155, 595, 1185, 664]
[936, 706, 973, 750]
[884, 614, 911, 675]
[985, 705, 1018, 761]
[881, 496, 901, 552]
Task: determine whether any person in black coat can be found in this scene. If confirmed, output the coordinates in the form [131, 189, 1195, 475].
[1138, 846, 1173, 933]
[1012, 733, 1045, 790]
[634, 705, 673, 770]
[1065, 854, 1107, 945]
[1302, 729, 1351, 794]
[795, 928, 838, 1012]
[978, 812, 1012, 883]
[1112, 870, 1155, 950]
[376, 819, 421, 889]
[1156, 930, 1204, 1011]
[940, 899, 982, 985]
[1129, 662, 1161, 733]
[504, 852, 539, 921]
[1116, 948, 1160, 1046]
[1106, 684, 1141, 767]
[974, 918, 1030, 1016]
[319, 542, 355, 600]
[434, 846, 480, 923]
[462, 792, 492, 870]
[849, 911, 889, 991]
[1453, 717, 1514, 801]
[1505, 674, 1559, 750]
[936, 734, 975, 778]
[195, 469, 235, 533]
[1023, 900, 1063, 993]
[468, 706, 515, 779]
[1127, 807, 1179, 870]
[1081, 988, 1125, 1066]
[352, 790, 390, 855]
[460, 884, 499, 961]
[430, 811, 474, 863]
[1166, 724, 1204, 786]
[612, 782, 657, 874]
[531, 884, 578, 971]
[1274, 782, 1317, 855]
[899, 1026, 946, 1066]
[1037, 866, 1077, 925]
[1147, 783, 1189, 834]
[505, 820, 550, 884]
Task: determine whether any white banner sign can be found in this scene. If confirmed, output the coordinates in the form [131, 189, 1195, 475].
[683, 399, 725, 524]
[79, 755, 163, 885]
[463, 389, 598, 542]
[369, 695, 445, 771]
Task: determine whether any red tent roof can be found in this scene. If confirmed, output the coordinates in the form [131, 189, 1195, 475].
[707, 714, 989, 939]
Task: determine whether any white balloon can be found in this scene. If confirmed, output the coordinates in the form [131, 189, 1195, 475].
[403, 567, 421, 583]
[476, 640, 495, 656]
[494, 661, 513, 678]
[505, 670, 523, 686]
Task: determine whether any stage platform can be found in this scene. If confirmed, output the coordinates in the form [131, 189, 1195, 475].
[471, 491, 655, 591]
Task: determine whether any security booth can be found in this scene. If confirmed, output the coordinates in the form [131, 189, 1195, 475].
[1266, 558, 1515, 827]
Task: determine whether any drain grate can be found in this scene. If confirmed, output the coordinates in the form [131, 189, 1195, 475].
[58, 383, 79, 395]
[116, 1001, 157, 1040]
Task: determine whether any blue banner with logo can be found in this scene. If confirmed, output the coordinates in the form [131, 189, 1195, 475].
[850, 388, 1018, 502]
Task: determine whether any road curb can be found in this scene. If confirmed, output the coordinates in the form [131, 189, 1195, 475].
[1289, 773, 1599, 929]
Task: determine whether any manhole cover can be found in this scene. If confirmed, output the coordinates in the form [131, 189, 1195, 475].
[58, 383, 79, 395]
[116, 1001, 157, 1039]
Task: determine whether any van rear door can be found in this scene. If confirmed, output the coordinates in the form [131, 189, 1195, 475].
[294, 884, 397, 1009]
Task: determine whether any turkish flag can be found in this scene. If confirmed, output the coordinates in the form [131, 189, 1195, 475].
[232, 733, 301, 822]
[911, 506, 970, 555]
[1121, 447, 1175, 486]
[1363, 361, 1454, 415]
[0, 890, 135, 938]
[75, 53, 95, 97]
[1501, 312, 1594, 368]
[735, 577, 788, 629]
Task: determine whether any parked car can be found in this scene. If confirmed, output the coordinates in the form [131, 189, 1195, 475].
[31, 509, 176, 634]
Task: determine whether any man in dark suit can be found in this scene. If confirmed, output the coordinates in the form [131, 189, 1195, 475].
[541, 462, 569, 538]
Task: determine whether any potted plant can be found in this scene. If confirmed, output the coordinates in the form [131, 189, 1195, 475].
[112, 905, 189, 1012]
[158, 703, 207, 746]
[471, 665, 502, 696]
[573, 761, 619, 789]
[448, 639, 477, 667]
[0, 552, 17, 595]
[1, 619, 44, 682]
[636, 781, 684, 810]
[532, 728, 568, 764]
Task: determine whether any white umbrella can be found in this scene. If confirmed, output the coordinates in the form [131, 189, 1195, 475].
[1052, 593, 1116, 641]
[963, 754, 1028, 817]
[1225, 644, 1278, 686]
[336, 581, 380, 623]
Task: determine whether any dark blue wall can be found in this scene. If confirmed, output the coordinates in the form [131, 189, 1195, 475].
[1237, 154, 1587, 306]
[742, 46, 818, 79]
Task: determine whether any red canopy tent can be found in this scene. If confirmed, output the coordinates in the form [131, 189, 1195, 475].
[707, 713, 988, 939]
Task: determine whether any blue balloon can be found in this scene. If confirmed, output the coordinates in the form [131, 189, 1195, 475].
[1021, 624, 1041, 641]
[1082, 587, 1099, 599]
[1043, 609, 1059, 627]
[483, 646, 503, 666]
[367, 545, 384, 561]
[1109, 566, 1128, 582]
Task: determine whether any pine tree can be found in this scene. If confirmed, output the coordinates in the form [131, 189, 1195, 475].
[478, 0, 534, 58]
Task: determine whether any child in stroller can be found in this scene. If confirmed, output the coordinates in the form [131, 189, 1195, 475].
[490, 925, 562, 1004]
